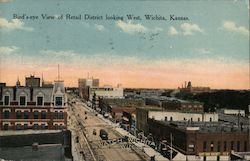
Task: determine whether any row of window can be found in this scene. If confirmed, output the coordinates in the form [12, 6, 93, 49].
[181, 105, 203, 108]
[203, 140, 248, 152]
[3, 111, 64, 119]
[3, 96, 63, 106]
[3, 124, 64, 130]
[163, 116, 213, 122]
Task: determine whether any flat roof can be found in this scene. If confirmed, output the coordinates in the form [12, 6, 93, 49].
[155, 120, 249, 133]
[0, 144, 68, 161]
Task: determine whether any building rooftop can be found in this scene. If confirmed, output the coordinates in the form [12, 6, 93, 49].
[137, 106, 205, 113]
[155, 120, 249, 133]
[0, 144, 70, 161]
[146, 96, 202, 104]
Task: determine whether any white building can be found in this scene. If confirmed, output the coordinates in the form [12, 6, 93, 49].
[89, 84, 124, 101]
[217, 108, 245, 117]
[149, 111, 219, 122]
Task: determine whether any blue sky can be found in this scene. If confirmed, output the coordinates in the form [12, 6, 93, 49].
[0, 0, 249, 89]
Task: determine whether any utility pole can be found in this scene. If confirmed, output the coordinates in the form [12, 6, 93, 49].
[248, 105, 250, 151]
[57, 64, 60, 81]
[170, 133, 173, 161]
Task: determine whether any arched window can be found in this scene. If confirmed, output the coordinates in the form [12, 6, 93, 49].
[34, 111, 39, 119]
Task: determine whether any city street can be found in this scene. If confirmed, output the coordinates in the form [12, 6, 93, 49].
[67, 94, 144, 161]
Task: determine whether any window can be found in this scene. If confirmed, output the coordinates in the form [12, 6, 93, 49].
[198, 118, 200, 122]
[59, 112, 64, 119]
[164, 117, 167, 121]
[237, 141, 240, 151]
[210, 141, 214, 151]
[224, 141, 227, 151]
[16, 124, 22, 130]
[217, 156, 220, 161]
[23, 124, 28, 129]
[3, 111, 10, 119]
[41, 111, 46, 119]
[33, 124, 39, 130]
[203, 156, 206, 161]
[231, 141, 234, 150]
[54, 124, 59, 130]
[24, 111, 29, 119]
[37, 96, 43, 106]
[33, 111, 39, 119]
[59, 124, 63, 129]
[203, 141, 207, 152]
[244, 141, 247, 151]
[16, 111, 22, 119]
[55, 97, 62, 106]
[3, 124, 8, 130]
[209, 118, 212, 122]
[41, 124, 46, 129]
[54, 111, 58, 119]
[184, 117, 186, 121]
[4, 96, 10, 105]
[191, 118, 193, 122]
[217, 141, 221, 152]
[170, 117, 173, 121]
[20, 96, 26, 105]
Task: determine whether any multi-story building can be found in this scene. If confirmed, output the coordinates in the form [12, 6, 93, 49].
[148, 118, 249, 160]
[25, 75, 41, 87]
[162, 99, 204, 112]
[99, 98, 145, 128]
[78, 77, 99, 99]
[136, 106, 218, 135]
[89, 84, 124, 101]
[180, 81, 210, 94]
[0, 78, 67, 130]
[145, 97, 204, 112]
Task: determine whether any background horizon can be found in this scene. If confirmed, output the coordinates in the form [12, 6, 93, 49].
[0, 0, 249, 89]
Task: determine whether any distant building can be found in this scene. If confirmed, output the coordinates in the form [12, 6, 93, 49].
[89, 84, 124, 101]
[99, 98, 145, 129]
[25, 75, 41, 87]
[145, 97, 204, 112]
[0, 77, 67, 130]
[124, 88, 166, 98]
[217, 108, 245, 117]
[78, 77, 99, 99]
[180, 81, 210, 94]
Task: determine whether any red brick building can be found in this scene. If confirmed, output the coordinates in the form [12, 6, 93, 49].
[0, 79, 67, 130]
[148, 119, 249, 157]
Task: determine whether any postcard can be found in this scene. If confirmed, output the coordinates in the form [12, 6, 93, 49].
[0, 0, 249, 161]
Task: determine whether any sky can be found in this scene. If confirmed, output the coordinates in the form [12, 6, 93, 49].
[0, 0, 249, 89]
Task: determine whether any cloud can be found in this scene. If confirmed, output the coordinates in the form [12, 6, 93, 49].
[40, 50, 78, 57]
[95, 24, 104, 31]
[0, 46, 19, 55]
[195, 48, 212, 55]
[168, 26, 178, 35]
[222, 21, 249, 36]
[180, 23, 204, 35]
[0, 17, 33, 31]
[116, 20, 147, 34]
[0, 0, 12, 2]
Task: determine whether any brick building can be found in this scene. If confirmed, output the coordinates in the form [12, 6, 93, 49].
[0, 79, 67, 130]
[148, 119, 249, 159]
[136, 106, 218, 135]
